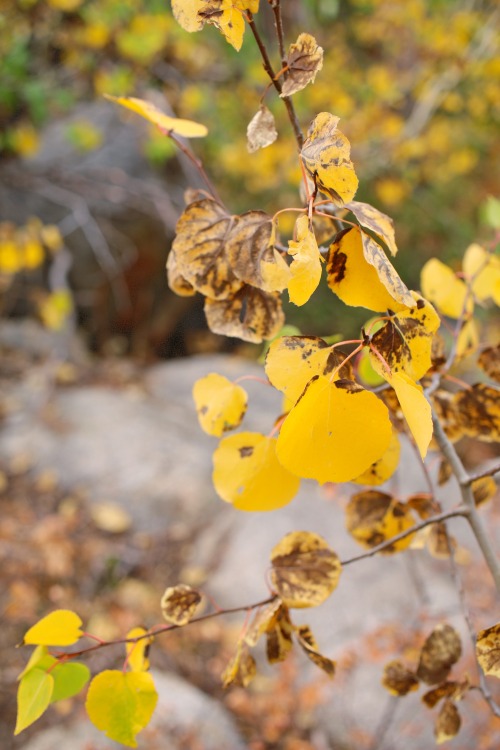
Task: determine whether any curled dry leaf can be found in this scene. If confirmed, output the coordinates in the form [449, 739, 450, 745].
[478, 345, 500, 382]
[476, 622, 500, 678]
[435, 699, 461, 744]
[382, 660, 419, 696]
[172, 199, 241, 300]
[222, 641, 256, 688]
[295, 624, 335, 677]
[265, 334, 353, 405]
[266, 605, 294, 664]
[422, 678, 470, 708]
[227, 211, 290, 292]
[247, 105, 278, 153]
[269, 531, 341, 609]
[300, 112, 358, 206]
[160, 584, 202, 626]
[244, 599, 283, 647]
[327, 226, 414, 312]
[345, 490, 416, 553]
[166, 250, 196, 297]
[416, 624, 462, 685]
[204, 285, 284, 343]
[280, 33, 324, 98]
[406, 493, 440, 520]
[347, 200, 398, 256]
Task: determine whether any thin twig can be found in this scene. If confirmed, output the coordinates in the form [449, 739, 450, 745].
[168, 132, 224, 205]
[270, 0, 288, 76]
[465, 462, 500, 485]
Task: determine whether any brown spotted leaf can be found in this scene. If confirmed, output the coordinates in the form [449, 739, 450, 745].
[266, 605, 294, 664]
[478, 345, 500, 383]
[406, 493, 440, 520]
[327, 226, 414, 312]
[431, 391, 465, 443]
[280, 33, 324, 98]
[476, 622, 500, 678]
[244, 599, 283, 647]
[226, 211, 290, 292]
[265, 335, 353, 405]
[247, 105, 278, 153]
[435, 700, 461, 744]
[422, 678, 470, 708]
[453, 384, 500, 442]
[417, 624, 462, 685]
[472, 476, 498, 507]
[221, 641, 256, 688]
[300, 113, 358, 206]
[347, 200, 398, 256]
[269, 531, 341, 609]
[204, 285, 284, 343]
[382, 660, 419, 696]
[426, 523, 456, 559]
[172, 199, 241, 300]
[438, 459, 452, 486]
[295, 624, 335, 677]
[345, 491, 416, 553]
[160, 584, 202, 626]
[166, 250, 196, 297]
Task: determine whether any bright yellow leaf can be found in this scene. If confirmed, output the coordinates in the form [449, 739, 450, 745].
[456, 318, 479, 358]
[352, 430, 401, 486]
[287, 215, 323, 305]
[276, 376, 393, 484]
[193, 373, 247, 436]
[105, 95, 208, 138]
[23, 610, 83, 647]
[463, 243, 500, 304]
[86, 670, 158, 747]
[125, 628, 154, 672]
[327, 226, 414, 312]
[420, 258, 473, 318]
[171, 0, 204, 32]
[213, 432, 300, 511]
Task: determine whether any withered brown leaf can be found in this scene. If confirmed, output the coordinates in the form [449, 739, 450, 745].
[478, 345, 500, 383]
[280, 33, 324, 98]
[166, 250, 196, 297]
[345, 490, 416, 554]
[247, 105, 278, 153]
[204, 285, 284, 343]
[160, 584, 202, 626]
[416, 624, 462, 685]
[435, 699, 461, 744]
[295, 624, 335, 677]
[382, 660, 419, 696]
[476, 622, 500, 678]
[453, 384, 500, 442]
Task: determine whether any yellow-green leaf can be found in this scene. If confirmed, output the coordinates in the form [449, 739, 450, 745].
[347, 200, 398, 256]
[345, 490, 416, 553]
[105, 95, 208, 138]
[23, 610, 83, 647]
[193, 373, 247, 437]
[287, 215, 323, 306]
[420, 258, 473, 319]
[86, 670, 158, 747]
[213, 432, 300, 511]
[327, 226, 414, 312]
[300, 113, 358, 205]
[18, 646, 56, 680]
[351, 430, 401, 486]
[160, 584, 202, 626]
[125, 628, 154, 672]
[269, 531, 341, 608]
[476, 622, 500, 678]
[50, 662, 91, 702]
[15, 669, 54, 734]
[276, 376, 393, 484]
[265, 335, 353, 405]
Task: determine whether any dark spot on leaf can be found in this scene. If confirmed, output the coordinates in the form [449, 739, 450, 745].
[239, 446, 254, 458]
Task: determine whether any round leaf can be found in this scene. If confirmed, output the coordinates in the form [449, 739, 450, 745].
[193, 373, 247, 437]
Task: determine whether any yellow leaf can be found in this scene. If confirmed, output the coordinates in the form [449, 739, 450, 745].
[369, 292, 440, 381]
[476, 622, 500, 678]
[38, 290, 73, 331]
[213, 432, 300, 511]
[345, 490, 416, 553]
[244, 599, 283, 647]
[478, 345, 500, 382]
[172, 199, 241, 300]
[199, 1, 245, 50]
[265, 335, 353, 406]
[351, 430, 401, 486]
[301, 113, 358, 205]
[227, 211, 291, 292]
[269, 531, 341, 608]
[455, 318, 479, 358]
[171, 0, 204, 32]
[276, 376, 393, 484]
[417, 624, 462, 685]
[125, 628, 154, 672]
[327, 226, 414, 312]
[86, 670, 158, 747]
[166, 249, 196, 297]
[280, 33, 324, 98]
[347, 200, 398, 256]
[160, 584, 202, 626]
[204, 285, 284, 343]
[287, 215, 323, 305]
[193, 373, 247, 436]
[15, 669, 54, 735]
[463, 242, 500, 304]
[420, 258, 473, 319]
[23, 610, 83, 647]
[105, 95, 208, 138]
[235, 0, 259, 11]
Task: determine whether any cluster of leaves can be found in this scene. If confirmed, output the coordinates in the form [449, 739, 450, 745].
[15, 530, 340, 746]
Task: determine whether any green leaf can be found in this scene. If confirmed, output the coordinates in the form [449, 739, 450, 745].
[86, 670, 158, 747]
[51, 662, 91, 703]
[15, 668, 54, 734]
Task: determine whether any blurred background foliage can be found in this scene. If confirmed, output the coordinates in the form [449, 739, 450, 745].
[0, 0, 499, 352]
